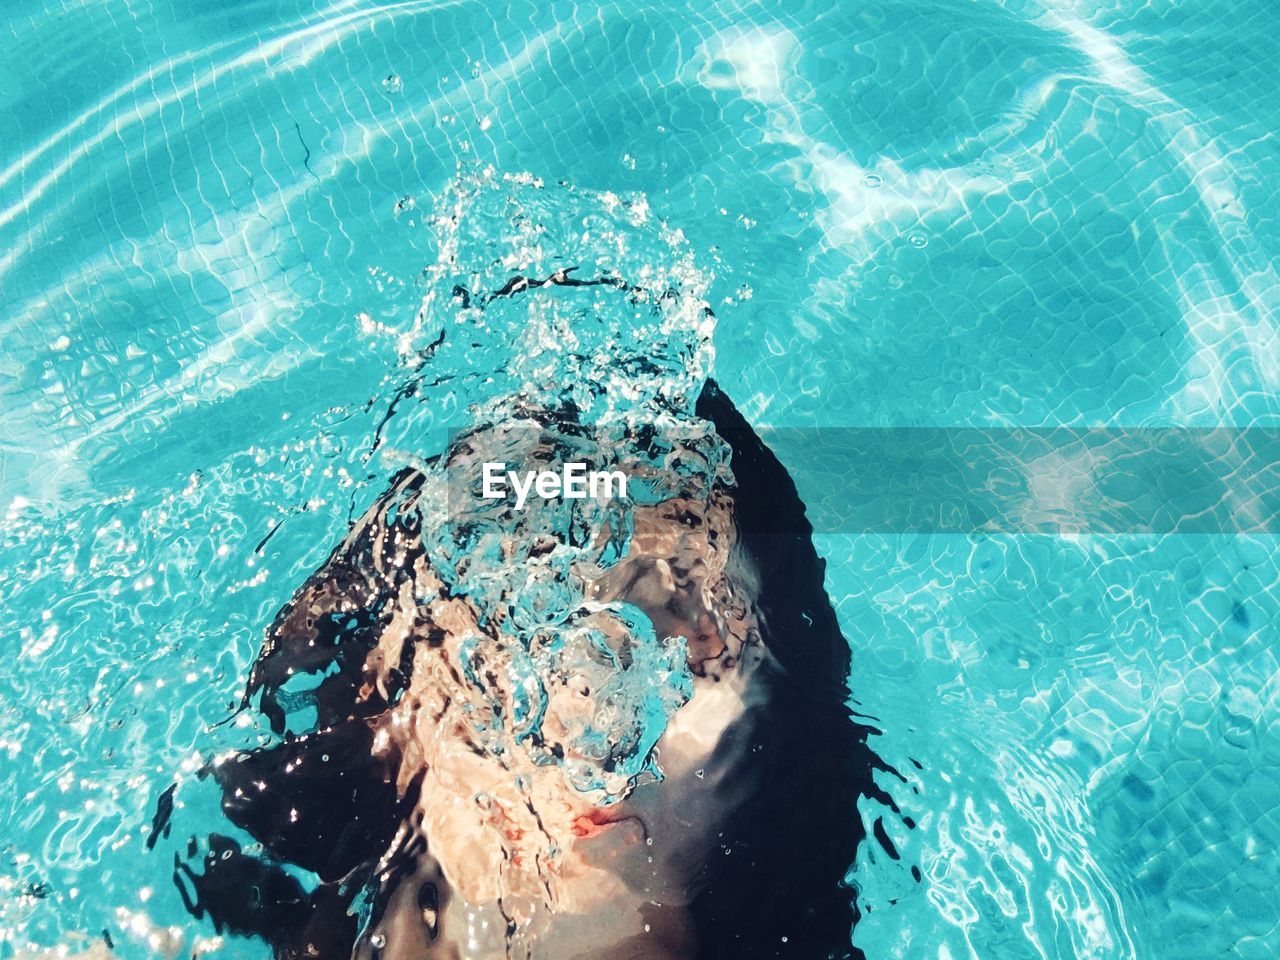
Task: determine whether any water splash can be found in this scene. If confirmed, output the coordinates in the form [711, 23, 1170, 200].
[368, 170, 715, 439]
[364, 170, 727, 804]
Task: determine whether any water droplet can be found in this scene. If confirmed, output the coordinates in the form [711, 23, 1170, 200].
[909, 233, 928, 248]
[318, 434, 342, 459]
[863, 173, 883, 189]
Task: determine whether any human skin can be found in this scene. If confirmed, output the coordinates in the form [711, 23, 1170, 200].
[178, 379, 886, 960]
[346, 479, 773, 959]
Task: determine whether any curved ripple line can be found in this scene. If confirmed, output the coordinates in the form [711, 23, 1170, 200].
[1040, 8, 1280, 418]
[0, 9, 587, 477]
[0, 0, 467, 258]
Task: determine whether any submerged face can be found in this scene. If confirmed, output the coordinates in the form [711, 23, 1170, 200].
[351, 426, 774, 957]
[183, 380, 880, 960]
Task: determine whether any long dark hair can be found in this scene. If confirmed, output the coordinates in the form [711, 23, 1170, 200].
[688, 380, 894, 960]
[165, 379, 894, 960]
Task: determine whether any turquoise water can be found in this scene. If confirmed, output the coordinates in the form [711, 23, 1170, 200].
[2, 0, 1280, 957]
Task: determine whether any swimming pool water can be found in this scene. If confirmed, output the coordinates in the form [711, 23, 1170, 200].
[2, 0, 1279, 957]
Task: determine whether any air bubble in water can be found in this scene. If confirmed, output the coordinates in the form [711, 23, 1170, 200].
[317, 433, 342, 458]
[381, 74, 403, 95]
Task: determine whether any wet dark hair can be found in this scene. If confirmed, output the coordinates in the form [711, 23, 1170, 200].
[165, 379, 893, 960]
[689, 380, 893, 960]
